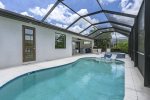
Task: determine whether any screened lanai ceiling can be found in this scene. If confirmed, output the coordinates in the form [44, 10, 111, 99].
[0, 0, 143, 39]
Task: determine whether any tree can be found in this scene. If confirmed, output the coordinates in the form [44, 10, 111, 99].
[94, 32, 112, 51]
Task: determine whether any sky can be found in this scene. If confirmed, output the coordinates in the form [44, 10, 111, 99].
[0, 0, 143, 37]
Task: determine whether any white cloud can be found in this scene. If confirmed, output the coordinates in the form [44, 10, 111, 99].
[99, 0, 142, 15]
[99, 0, 143, 15]
[111, 14, 134, 26]
[20, 12, 33, 17]
[69, 25, 84, 33]
[29, 4, 53, 17]
[55, 23, 68, 29]
[85, 16, 99, 24]
[77, 9, 99, 23]
[28, 4, 99, 33]
[77, 9, 88, 15]
[0, 1, 5, 9]
[109, 0, 143, 28]
[99, 0, 117, 4]
[29, 4, 79, 24]
[68, 18, 91, 33]
[120, 0, 143, 15]
[47, 4, 78, 24]
[107, 0, 117, 3]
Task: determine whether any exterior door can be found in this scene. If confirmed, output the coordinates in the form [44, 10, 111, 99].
[22, 25, 36, 62]
[76, 42, 80, 53]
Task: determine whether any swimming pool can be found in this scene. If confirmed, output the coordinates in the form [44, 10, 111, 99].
[0, 58, 125, 100]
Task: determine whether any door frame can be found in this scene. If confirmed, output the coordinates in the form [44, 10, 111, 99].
[22, 25, 36, 62]
[77, 41, 80, 53]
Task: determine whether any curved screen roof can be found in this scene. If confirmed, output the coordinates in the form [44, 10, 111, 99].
[0, 0, 143, 39]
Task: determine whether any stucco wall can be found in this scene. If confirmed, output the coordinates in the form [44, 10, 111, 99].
[0, 16, 93, 68]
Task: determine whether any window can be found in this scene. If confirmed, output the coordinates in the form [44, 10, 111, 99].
[84, 41, 91, 45]
[55, 33, 66, 48]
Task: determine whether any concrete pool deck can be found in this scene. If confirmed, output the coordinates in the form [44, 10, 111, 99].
[0, 54, 150, 100]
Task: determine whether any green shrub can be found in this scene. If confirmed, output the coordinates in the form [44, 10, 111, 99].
[112, 41, 128, 53]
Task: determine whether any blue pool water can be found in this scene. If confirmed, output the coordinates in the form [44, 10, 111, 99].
[0, 58, 125, 100]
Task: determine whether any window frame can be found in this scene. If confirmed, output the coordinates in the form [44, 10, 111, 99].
[55, 32, 66, 49]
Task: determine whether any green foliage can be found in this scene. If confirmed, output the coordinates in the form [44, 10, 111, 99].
[112, 41, 128, 53]
[55, 33, 66, 48]
[94, 32, 112, 51]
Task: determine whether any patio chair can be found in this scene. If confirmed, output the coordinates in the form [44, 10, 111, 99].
[101, 53, 112, 59]
[106, 48, 111, 53]
[98, 48, 102, 54]
[104, 53, 112, 58]
[111, 54, 117, 60]
[116, 53, 126, 59]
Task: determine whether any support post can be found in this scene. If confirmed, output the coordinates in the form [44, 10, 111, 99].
[134, 18, 138, 67]
[144, 0, 150, 87]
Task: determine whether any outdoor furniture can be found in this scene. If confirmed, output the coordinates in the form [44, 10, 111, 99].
[116, 53, 126, 59]
[98, 49, 102, 54]
[104, 53, 112, 58]
[106, 48, 111, 53]
[85, 48, 91, 53]
[92, 49, 98, 54]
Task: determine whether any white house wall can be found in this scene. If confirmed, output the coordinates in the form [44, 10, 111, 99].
[0, 16, 93, 69]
